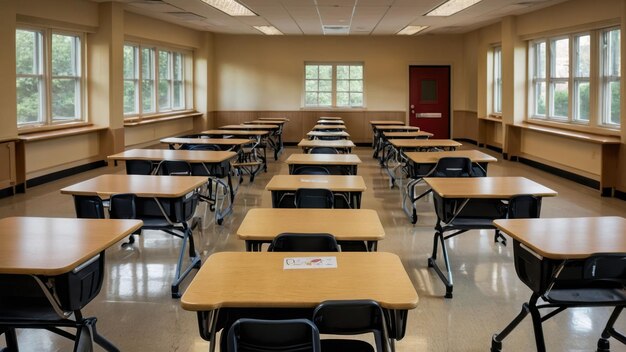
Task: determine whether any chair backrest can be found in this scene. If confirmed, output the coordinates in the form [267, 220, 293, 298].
[227, 318, 321, 352]
[159, 160, 192, 176]
[125, 160, 154, 175]
[310, 147, 338, 154]
[109, 193, 137, 219]
[73, 195, 105, 219]
[507, 195, 542, 219]
[292, 166, 330, 176]
[295, 188, 334, 209]
[312, 300, 388, 351]
[268, 233, 340, 252]
[188, 144, 221, 151]
[431, 157, 473, 177]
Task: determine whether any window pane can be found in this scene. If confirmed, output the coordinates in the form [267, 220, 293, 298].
[51, 78, 78, 119]
[575, 81, 590, 121]
[552, 38, 569, 79]
[124, 80, 136, 114]
[610, 81, 620, 124]
[142, 48, 154, 79]
[305, 80, 318, 92]
[535, 41, 546, 78]
[349, 65, 363, 79]
[173, 53, 183, 81]
[551, 82, 568, 117]
[318, 80, 332, 92]
[16, 77, 43, 124]
[319, 65, 332, 79]
[318, 93, 332, 106]
[142, 79, 154, 113]
[16, 30, 41, 75]
[336, 65, 349, 79]
[305, 65, 318, 79]
[52, 34, 79, 76]
[305, 92, 317, 105]
[336, 80, 349, 92]
[142, 48, 155, 112]
[350, 93, 363, 106]
[350, 80, 363, 92]
[337, 92, 349, 106]
[608, 29, 621, 76]
[575, 35, 590, 77]
[158, 51, 171, 110]
[123, 45, 137, 79]
[535, 82, 546, 116]
[173, 81, 183, 109]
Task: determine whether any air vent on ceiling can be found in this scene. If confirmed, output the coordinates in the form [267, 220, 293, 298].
[167, 12, 206, 21]
[323, 25, 350, 35]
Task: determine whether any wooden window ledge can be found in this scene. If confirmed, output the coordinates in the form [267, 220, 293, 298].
[19, 125, 108, 142]
[124, 112, 202, 127]
[479, 116, 503, 123]
[513, 122, 621, 144]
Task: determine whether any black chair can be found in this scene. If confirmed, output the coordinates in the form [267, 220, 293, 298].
[292, 166, 331, 175]
[268, 233, 340, 252]
[310, 147, 339, 154]
[158, 160, 192, 176]
[125, 159, 154, 175]
[295, 188, 334, 209]
[73, 195, 105, 219]
[431, 157, 473, 177]
[227, 318, 321, 352]
[494, 195, 543, 245]
[188, 144, 221, 151]
[312, 300, 389, 352]
[491, 252, 626, 352]
[109, 193, 139, 246]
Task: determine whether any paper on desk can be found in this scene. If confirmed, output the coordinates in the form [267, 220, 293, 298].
[283, 256, 337, 270]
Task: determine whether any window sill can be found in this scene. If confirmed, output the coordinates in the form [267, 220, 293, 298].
[479, 116, 503, 123]
[18, 124, 107, 142]
[124, 111, 202, 127]
[514, 121, 621, 144]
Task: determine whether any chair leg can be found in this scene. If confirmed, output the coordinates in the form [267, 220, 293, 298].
[428, 230, 454, 298]
[2, 327, 18, 352]
[528, 294, 547, 352]
[597, 306, 626, 352]
[73, 320, 94, 352]
[491, 301, 531, 351]
[494, 230, 507, 246]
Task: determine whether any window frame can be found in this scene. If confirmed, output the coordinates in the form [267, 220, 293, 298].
[16, 25, 86, 130]
[303, 62, 365, 109]
[124, 42, 189, 120]
[492, 46, 502, 115]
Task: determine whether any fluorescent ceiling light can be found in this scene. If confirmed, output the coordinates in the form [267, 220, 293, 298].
[254, 26, 283, 35]
[397, 25, 428, 35]
[200, 0, 257, 17]
[426, 0, 482, 16]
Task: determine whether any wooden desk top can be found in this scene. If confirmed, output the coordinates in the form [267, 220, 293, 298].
[237, 208, 384, 241]
[108, 149, 236, 163]
[375, 125, 419, 131]
[285, 153, 362, 165]
[181, 252, 418, 310]
[425, 176, 557, 198]
[317, 120, 345, 125]
[318, 116, 343, 120]
[265, 175, 367, 192]
[370, 120, 405, 125]
[245, 120, 287, 125]
[200, 129, 269, 136]
[161, 137, 251, 146]
[405, 150, 498, 164]
[494, 217, 626, 259]
[389, 139, 462, 148]
[61, 174, 207, 198]
[313, 124, 347, 130]
[306, 131, 351, 138]
[0, 217, 142, 275]
[298, 139, 356, 148]
[383, 131, 434, 138]
[259, 117, 290, 121]
[220, 124, 279, 130]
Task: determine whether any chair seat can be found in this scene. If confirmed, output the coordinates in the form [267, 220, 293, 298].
[139, 216, 176, 229]
[448, 217, 497, 229]
[0, 298, 63, 321]
[545, 288, 626, 305]
[320, 339, 375, 352]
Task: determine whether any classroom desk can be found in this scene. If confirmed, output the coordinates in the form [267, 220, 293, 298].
[312, 124, 347, 131]
[490, 217, 626, 352]
[265, 174, 366, 208]
[297, 138, 356, 153]
[0, 217, 142, 351]
[317, 119, 345, 125]
[200, 129, 269, 178]
[400, 150, 498, 223]
[219, 124, 282, 160]
[107, 149, 238, 224]
[306, 131, 351, 140]
[383, 131, 434, 139]
[60, 174, 207, 297]
[318, 116, 343, 120]
[160, 137, 250, 151]
[181, 251, 419, 352]
[236, 208, 384, 251]
[423, 176, 557, 298]
[244, 121, 286, 153]
[285, 153, 362, 175]
[372, 125, 420, 158]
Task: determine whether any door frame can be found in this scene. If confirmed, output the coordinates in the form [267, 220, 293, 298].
[406, 64, 453, 137]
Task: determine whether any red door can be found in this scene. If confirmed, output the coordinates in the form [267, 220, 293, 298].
[409, 66, 450, 139]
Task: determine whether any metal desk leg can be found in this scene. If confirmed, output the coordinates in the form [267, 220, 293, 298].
[171, 224, 202, 298]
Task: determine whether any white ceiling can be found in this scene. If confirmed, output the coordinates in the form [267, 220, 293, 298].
[91, 0, 570, 35]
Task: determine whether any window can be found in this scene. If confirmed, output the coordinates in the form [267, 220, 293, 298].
[529, 27, 620, 128]
[304, 63, 364, 108]
[16, 28, 84, 127]
[124, 43, 187, 117]
[492, 46, 502, 114]
[601, 28, 620, 126]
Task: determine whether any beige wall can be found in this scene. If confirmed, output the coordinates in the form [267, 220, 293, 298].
[213, 34, 466, 112]
[0, 1, 17, 141]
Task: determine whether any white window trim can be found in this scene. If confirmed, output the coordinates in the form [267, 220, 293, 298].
[303, 62, 365, 109]
[492, 46, 502, 115]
